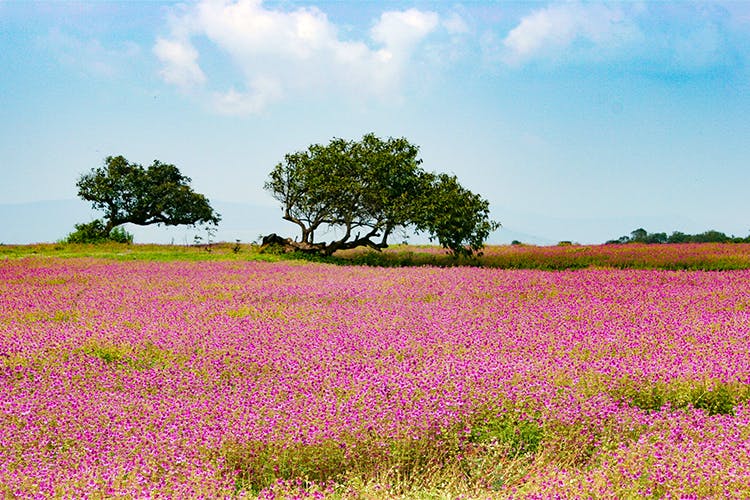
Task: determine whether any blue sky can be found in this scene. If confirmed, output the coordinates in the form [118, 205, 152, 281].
[2, 0, 749, 244]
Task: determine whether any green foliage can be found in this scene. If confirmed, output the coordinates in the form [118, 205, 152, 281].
[64, 219, 133, 244]
[265, 134, 498, 257]
[691, 230, 733, 243]
[79, 339, 178, 370]
[412, 173, 500, 257]
[628, 228, 652, 243]
[64, 220, 109, 243]
[608, 227, 749, 244]
[223, 410, 541, 497]
[84, 342, 129, 365]
[689, 384, 737, 416]
[613, 378, 749, 416]
[627, 384, 667, 412]
[469, 415, 544, 458]
[109, 226, 134, 244]
[76, 155, 220, 233]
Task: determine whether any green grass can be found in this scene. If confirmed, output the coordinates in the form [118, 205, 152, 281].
[3, 241, 750, 270]
[221, 408, 544, 497]
[0, 242, 282, 262]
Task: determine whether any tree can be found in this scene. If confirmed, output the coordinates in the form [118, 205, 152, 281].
[76, 156, 220, 235]
[264, 134, 499, 256]
[693, 230, 730, 243]
[607, 228, 742, 244]
[667, 231, 689, 244]
[629, 228, 648, 243]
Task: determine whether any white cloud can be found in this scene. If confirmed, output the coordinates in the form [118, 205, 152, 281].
[502, 2, 641, 65]
[153, 38, 206, 88]
[371, 9, 439, 50]
[498, 1, 742, 74]
[211, 77, 282, 115]
[155, 0, 443, 114]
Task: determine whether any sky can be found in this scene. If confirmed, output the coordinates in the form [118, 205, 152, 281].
[1, 0, 750, 245]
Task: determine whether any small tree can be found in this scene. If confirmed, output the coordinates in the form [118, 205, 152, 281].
[264, 134, 498, 256]
[630, 228, 649, 243]
[76, 156, 220, 235]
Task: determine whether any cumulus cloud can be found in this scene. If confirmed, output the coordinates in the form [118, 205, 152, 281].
[154, 0, 444, 114]
[153, 38, 206, 88]
[502, 2, 641, 65]
[371, 9, 439, 50]
[211, 77, 283, 115]
[498, 1, 740, 73]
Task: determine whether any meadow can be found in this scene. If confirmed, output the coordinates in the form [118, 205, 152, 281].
[4, 241, 750, 270]
[2, 244, 750, 497]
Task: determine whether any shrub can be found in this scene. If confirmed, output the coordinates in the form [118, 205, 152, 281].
[109, 225, 134, 244]
[65, 220, 109, 243]
[65, 219, 133, 244]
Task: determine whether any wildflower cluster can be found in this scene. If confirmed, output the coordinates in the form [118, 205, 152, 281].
[340, 242, 750, 270]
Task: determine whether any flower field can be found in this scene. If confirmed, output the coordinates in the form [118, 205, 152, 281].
[341, 242, 750, 270]
[2, 256, 750, 498]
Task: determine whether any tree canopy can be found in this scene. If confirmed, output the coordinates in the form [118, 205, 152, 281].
[264, 134, 498, 256]
[606, 227, 749, 244]
[77, 156, 220, 234]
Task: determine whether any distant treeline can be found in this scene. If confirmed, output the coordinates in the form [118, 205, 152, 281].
[607, 228, 750, 244]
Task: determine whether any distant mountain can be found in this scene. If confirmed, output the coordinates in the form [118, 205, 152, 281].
[127, 201, 292, 245]
[0, 199, 702, 246]
[0, 200, 288, 245]
[489, 204, 701, 246]
[0, 200, 99, 244]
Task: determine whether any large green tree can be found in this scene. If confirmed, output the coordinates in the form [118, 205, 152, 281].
[264, 134, 499, 256]
[76, 156, 220, 235]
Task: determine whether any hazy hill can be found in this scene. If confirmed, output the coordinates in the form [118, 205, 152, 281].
[0, 200, 283, 245]
[1, 200, 699, 246]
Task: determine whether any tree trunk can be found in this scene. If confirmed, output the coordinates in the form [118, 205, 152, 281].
[260, 234, 326, 254]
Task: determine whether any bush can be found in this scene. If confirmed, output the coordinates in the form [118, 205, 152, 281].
[65, 220, 108, 243]
[109, 226, 134, 244]
[65, 220, 133, 244]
